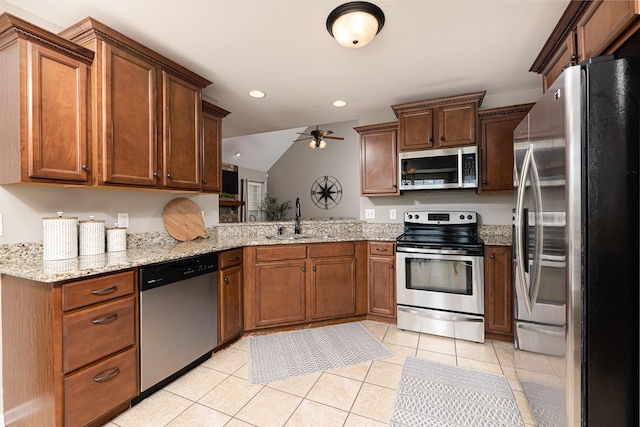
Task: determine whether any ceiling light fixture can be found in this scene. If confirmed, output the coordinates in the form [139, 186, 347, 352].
[248, 90, 266, 98]
[332, 100, 348, 107]
[309, 139, 327, 150]
[326, 2, 385, 48]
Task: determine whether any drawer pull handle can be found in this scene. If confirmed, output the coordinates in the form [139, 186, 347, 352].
[91, 313, 118, 324]
[93, 367, 120, 382]
[375, 247, 388, 252]
[228, 256, 240, 262]
[90, 286, 117, 295]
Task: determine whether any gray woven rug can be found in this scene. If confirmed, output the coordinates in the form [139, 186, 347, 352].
[247, 322, 392, 384]
[390, 357, 524, 427]
[521, 381, 566, 427]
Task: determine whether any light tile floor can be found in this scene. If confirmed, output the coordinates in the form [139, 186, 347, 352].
[104, 320, 538, 427]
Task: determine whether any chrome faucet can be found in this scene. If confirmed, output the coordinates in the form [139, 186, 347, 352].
[294, 197, 301, 234]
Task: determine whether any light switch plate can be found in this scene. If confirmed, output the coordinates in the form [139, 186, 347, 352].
[389, 209, 397, 220]
[117, 212, 129, 228]
[365, 209, 375, 219]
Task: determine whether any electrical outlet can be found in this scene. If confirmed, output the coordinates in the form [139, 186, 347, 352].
[0, 214, 3, 237]
[365, 209, 375, 219]
[389, 209, 397, 220]
[117, 212, 129, 228]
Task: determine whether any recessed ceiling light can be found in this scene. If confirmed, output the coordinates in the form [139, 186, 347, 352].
[332, 100, 348, 107]
[248, 90, 266, 98]
[234, 151, 241, 157]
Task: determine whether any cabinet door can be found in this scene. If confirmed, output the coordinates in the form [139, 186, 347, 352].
[577, 0, 638, 60]
[162, 71, 202, 189]
[399, 109, 434, 151]
[478, 111, 528, 193]
[359, 128, 399, 196]
[254, 261, 307, 327]
[368, 255, 395, 317]
[484, 246, 513, 338]
[219, 264, 243, 344]
[542, 32, 577, 92]
[26, 42, 90, 183]
[102, 43, 158, 186]
[202, 110, 222, 193]
[438, 102, 476, 148]
[310, 257, 356, 320]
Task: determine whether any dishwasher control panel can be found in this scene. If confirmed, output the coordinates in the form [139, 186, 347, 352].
[139, 252, 218, 291]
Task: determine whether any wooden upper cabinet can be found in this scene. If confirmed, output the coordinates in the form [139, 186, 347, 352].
[162, 72, 202, 189]
[0, 13, 94, 186]
[102, 43, 158, 186]
[354, 122, 399, 196]
[392, 92, 485, 152]
[532, 0, 640, 92]
[202, 101, 231, 193]
[59, 17, 212, 190]
[477, 104, 533, 193]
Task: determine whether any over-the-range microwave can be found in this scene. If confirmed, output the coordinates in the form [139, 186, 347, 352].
[399, 146, 478, 191]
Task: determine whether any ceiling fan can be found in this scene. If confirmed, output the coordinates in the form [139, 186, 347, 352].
[296, 125, 344, 149]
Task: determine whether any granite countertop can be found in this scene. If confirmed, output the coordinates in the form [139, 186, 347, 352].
[0, 221, 511, 283]
[0, 220, 402, 283]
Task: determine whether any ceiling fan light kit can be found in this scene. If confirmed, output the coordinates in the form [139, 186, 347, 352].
[297, 125, 345, 150]
[326, 1, 385, 48]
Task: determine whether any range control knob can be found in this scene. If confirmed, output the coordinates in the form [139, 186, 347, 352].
[467, 215, 473, 220]
[414, 214, 420, 220]
[460, 215, 465, 220]
[407, 214, 413, 219]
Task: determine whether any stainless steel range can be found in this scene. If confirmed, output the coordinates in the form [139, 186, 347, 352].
[396, 211, 485, 342]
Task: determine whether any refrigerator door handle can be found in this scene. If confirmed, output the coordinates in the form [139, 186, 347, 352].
[528, 154, 545, 309]
[515, 146, 534, 316]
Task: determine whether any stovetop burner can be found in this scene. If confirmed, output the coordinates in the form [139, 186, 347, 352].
[396, 210, 483, 255]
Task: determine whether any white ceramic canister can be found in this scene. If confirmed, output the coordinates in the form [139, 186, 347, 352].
[79, 216, 106, 256]
[43, 212, 78, 261]
[107, 225, 127, 252]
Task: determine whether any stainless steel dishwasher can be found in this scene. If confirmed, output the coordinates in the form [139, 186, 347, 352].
[136, 252, 218, 402]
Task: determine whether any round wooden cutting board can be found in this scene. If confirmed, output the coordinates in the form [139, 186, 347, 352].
[162, 198, 208, 241]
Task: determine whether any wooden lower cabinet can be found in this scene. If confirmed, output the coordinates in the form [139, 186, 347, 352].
[367, 242, 396, 318]
[243, 242, 366, 330]
[1, 270, 138, 427]
[218, 248, 244, 345]
[484, 245, 514, 341]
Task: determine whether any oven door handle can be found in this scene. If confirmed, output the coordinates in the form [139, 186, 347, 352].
[396, 247, 478, 256]
[398, 306, 483, 323]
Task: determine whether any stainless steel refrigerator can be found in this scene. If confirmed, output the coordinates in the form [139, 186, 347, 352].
[512, 55, 639, 426]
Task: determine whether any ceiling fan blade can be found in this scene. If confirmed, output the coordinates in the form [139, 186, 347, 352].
[296, 132, 312, 136]
[323, 136, 344, 140]
[320, 130, 334, 136]
[296, 136, 313, 141]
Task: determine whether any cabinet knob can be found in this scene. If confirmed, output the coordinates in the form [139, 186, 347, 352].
[312, 266, 316, 271]
[570, 54, 580, 62]
[167, 173, 173, 179]
[224, 277, 229, 283]
[202, 179, 207, 184]
[153, 172, 159, 178]
[482, 180, 488, 185]
[302, 267, 306, 272]
[439, 136, 444, 141]
[389, 264, 394, 269]
[490, 254, 495, 259]
[428, 137, 433, 142]
[81, 164, 89, 171]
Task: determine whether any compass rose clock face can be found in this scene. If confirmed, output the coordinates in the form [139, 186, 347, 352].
[311, 175, 342, 210]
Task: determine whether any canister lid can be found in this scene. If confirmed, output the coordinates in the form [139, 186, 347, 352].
[43, 211, 77, 220]
[79, 215, 105, 223]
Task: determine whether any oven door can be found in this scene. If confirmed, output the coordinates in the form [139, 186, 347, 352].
[396, 249, 484, 315]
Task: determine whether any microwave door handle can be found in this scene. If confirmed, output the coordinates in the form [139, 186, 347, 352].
[457, 149, 463, 187]
[515, 146, 533, 317]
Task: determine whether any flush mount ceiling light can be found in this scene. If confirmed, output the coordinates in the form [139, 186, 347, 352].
[248, 90, 266, 98]
[332, 99, 348, 107]
[326, 1, 385, 48]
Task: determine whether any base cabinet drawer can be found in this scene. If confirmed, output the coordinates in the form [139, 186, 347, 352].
[65, 347, 138, 427]
[63, 295, 136, 373]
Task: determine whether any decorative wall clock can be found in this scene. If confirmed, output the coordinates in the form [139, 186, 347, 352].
[311, 175, 342, 209]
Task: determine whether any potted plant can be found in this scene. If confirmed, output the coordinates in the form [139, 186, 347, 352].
[260, 192, 291, 221]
